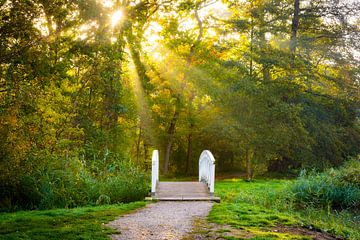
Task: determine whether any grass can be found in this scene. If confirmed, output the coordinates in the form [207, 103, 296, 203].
[1, 178, 358, 240]
[209, 179, 360, 240]
[0, 201, 146, 240]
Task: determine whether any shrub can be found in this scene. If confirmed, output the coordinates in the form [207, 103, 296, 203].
[99, 174, 148, 203]
[0, 156, 149, 211]
[290, 159, 360, 211]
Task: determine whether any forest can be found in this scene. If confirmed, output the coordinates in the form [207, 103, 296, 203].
[0, 0, 359, 212]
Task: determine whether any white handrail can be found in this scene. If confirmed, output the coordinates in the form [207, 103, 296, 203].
[151, 150, 159, 196]
[199, 150, 215, 195]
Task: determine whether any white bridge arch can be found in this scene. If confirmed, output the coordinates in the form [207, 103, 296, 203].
[150, 149, 217, 201]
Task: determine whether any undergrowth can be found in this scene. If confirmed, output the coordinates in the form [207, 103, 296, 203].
[290, 159, 360, 210]
[0, 158, 149, 211]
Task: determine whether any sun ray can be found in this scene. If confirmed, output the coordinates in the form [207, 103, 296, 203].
[112, 10, 124, 27]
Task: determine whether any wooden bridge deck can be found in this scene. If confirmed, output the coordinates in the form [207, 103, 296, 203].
[148, 182, 220, 202]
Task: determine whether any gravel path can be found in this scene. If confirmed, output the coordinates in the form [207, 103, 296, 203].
[107, 201, 213, 240]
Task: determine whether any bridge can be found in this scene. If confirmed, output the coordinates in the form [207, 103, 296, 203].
[148, 150, 220, 202]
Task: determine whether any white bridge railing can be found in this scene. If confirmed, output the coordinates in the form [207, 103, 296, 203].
[150, 149, 215, 196]
[151, 150, 159, 196]
[199, 150, 215, 195]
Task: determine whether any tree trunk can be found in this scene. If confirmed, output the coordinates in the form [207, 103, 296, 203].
[183, 7, 203, 174]
[185, 124, 193, 174]
[258, 3, 271, 82]
[261, 34, 270, 81]
[143, 141, 149, 170]
[163, 104, 180, 175]
[230, 153, 234, 168]
[164, 141, 172, 175]
[246, 148, 254, 181]
[290, 0, 300, 65]
[163, 6, 203, 175]
[249, 19, 254, 77]
[127, 35, 152, 92]
[260, 31, 271, 81]
[136, 125, 142, 164]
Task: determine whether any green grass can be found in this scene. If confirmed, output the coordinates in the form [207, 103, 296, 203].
[0, 201, 146, 240]
[210, 179, 360, 240]
[2, 178, 358, 240]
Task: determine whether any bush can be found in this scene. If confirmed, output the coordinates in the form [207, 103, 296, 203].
[99, 174, 148, 203]
[290, 159, 360, 211]
[0, 157, 149, 211]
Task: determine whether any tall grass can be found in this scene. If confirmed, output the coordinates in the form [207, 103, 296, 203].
[0, 157, 149, 211]
[290, 159, 360, 211]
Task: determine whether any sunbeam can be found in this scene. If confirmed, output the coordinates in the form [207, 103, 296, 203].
[111, 9, 124, 27]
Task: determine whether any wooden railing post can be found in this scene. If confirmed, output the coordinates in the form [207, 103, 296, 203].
[151, 150, 159, 196]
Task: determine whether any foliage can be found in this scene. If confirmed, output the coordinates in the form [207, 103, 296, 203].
[0, 0, 144, 210]
[290, 159, 360, 210]
[131, 0, 360, 177]
[0, 201, 146, 239]
[0, 155, 149, 211]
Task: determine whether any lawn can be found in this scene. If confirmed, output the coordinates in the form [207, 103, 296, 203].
[0, 201, 145, 240]
[1, 179, 358, 240]
[209, 179, 359, 240]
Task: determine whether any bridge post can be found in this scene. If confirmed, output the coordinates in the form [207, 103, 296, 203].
[151, 150, 159, 196]
[210, 163, 215, 195]
[199, 150, 216, 196]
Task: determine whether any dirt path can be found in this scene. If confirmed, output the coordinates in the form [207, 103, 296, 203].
[107, 201, 213, 240]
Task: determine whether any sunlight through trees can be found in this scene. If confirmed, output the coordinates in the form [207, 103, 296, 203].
[0, 0, 359, 210]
